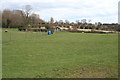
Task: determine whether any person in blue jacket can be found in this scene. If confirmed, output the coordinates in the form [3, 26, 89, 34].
[48, 30, 51, 35]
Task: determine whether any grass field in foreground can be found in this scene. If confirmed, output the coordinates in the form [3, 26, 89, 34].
[2, 29, 118, 78]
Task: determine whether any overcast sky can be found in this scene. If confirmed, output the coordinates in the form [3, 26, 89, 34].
[0, 0, 119, 23]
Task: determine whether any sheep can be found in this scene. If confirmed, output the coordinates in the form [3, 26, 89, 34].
[4, 30, 8, 32]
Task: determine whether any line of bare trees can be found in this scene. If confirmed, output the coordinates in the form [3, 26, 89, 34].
[2, 5, 45, 28]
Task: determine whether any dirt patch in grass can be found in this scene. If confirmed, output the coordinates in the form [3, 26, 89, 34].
[64, 66, 118, 78]
[46, 65, 118, 78]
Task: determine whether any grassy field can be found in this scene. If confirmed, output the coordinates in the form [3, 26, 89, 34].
[2, 28, 118, 78]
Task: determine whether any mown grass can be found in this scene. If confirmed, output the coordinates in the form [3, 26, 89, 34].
[2, 28, 118, 78]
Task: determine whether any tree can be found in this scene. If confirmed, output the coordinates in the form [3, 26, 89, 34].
[6, 19, 11, 28]
[76, 20, 79, 24]
[98, 22, 102, 25]
[59, 20, 63, 24]
[2, 9, 12, 28]
[21, 5, 32, 26]
[97, 22, 102, 30]
[50, 17, 54, 24]
[65, 19, 69, 24]
[81, 19, 87, 24]
[30, 13, 40, 25]
[11, 10, 25, 27]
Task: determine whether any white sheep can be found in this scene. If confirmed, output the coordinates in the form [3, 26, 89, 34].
[5, 30, 8, 32]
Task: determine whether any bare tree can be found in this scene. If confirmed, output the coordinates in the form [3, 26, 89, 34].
[50, 17, 54, 24]
[81, 19, 87, 24]
[76, 20, 79, 24]
[88, 19, 91, 23]
[11, 10, 25, 27]
[65, 19, 69, 24]
[30, 13, 40, 26]
[59, 20, 63, 24]
[2, 9, 12, 28]
[21, 5, 32, 26]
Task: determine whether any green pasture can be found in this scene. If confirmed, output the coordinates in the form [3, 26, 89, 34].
[2, 28, 118, 78]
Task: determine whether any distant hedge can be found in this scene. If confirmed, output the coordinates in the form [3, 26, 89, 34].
[18, 27, 48, 32]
